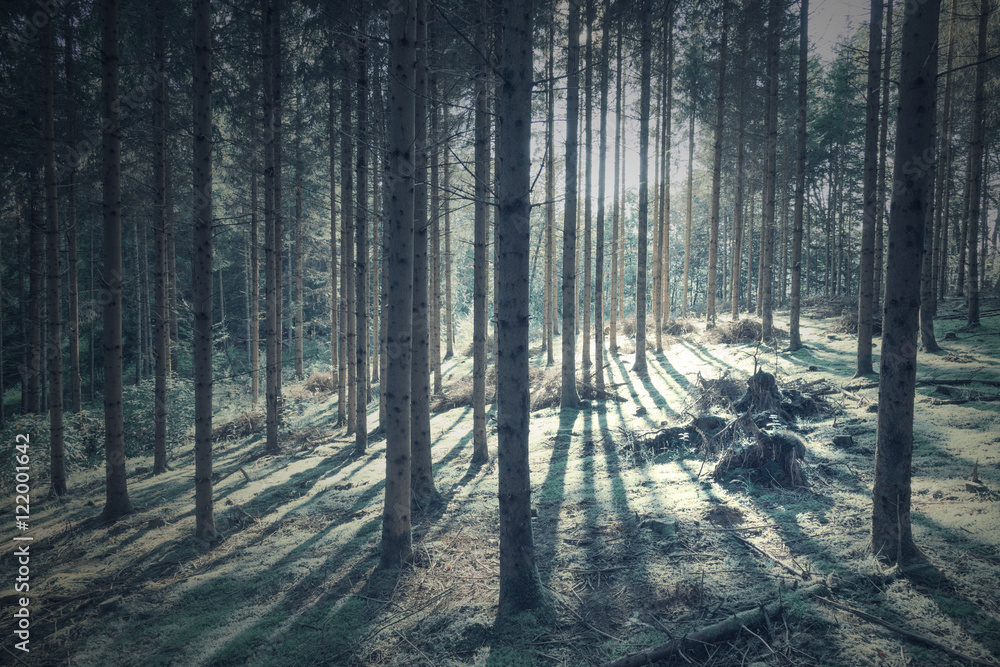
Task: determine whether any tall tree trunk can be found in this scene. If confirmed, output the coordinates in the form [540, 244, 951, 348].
[153, 0, 170, 473]
[28, 175, 42, 415]
[430, 63, 442, 393]
[44, 16, 66, 495]
[327, 52, 340, 419]
[856, 0, 883, 375]
[496, 0, 546, 616]
[251, 159, 260, 406]
[264, 0, 280, 453]
[662, 13, 674, 323]
[381, 0, 416, 570]
[444, 118, 455, 360]
[132, 214, 142, 387]
[561, 0, 582, 407]
[965, 0, 988, 327]
[746, 176, 756, 311]
[90, 204, 97, 401]
[380, 114, 391, 429]
[920, 182, 941, 350]
[705, 0, 729, 329]
[933, 0, 957, 304]
[777, 139, 790, 306]
[760, 0, 780, 341]
[582, 0, 593, 371]
[874, 0, 894, 313]
[273, 0, 284, 423]
[731, 74, 746, 321]
[372, 66, 383, 400]
[411, 0, 436, 498]
[545, 14, 556, 365]
[340, 43, 355, 432]
[957, 148, 970, 297]
[65, 8, 82, 415]
[101, 0, 132, 521]
[682, 111, 694, 318]
[0, 231, 3, 426]
[595, 0, 610, 390]
[193, 0, 216, 542]
[609, 13, 622, 354]
[542, 12, 556, 366]
[356, 6, 370, 453]
[472, 0, 492, 459]
[166, 131, 178, 376]
[872, 0, 940, 565]
[371, 70, 382, 400]
[805, 199, 812, 295]
[633, 0, 651, 374]
[294, 91, 305, 380]
[652, 42, 663, 352]
[788, 0, 808, 350]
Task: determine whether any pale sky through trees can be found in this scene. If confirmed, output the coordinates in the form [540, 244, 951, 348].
[535, 0, 872, 216]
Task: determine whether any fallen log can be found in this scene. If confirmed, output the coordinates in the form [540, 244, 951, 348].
[601, 600, 786, 667]
[602, 583, 828, 667]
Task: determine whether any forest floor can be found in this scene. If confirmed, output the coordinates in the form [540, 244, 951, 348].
[2, 300, 999, 667]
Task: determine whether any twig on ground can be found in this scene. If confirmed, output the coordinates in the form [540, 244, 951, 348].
[541, 584, 623, 643]
[733, 534, 811, 580]
[701, 524, 777, 532]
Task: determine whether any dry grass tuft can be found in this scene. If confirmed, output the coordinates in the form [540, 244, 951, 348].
[303, 370, 337, 394]
[828, 311, 882, 335]
[213, 409, 266, 441]
[704, 318, 786, 345]
[688, 370, 746, 412]
[663, 318, 699, 336]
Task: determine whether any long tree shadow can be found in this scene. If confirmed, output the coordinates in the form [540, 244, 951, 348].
[673, 338, 732, 374]
[907, 513, 1000, 660]
[534, 407, 580, 585]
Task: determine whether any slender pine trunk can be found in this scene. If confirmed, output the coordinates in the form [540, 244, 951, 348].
[43, 16, 65, 495]
[705, 0, 729, 329]
[101, 0, 132, 521]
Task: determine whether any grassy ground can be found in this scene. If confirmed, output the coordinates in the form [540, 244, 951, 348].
[1, 300, 998, 666]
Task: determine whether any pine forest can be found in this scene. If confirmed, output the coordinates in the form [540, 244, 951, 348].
[1, 0, 999, 664]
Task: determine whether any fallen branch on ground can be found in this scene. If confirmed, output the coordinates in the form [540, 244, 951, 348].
[701, 524, 777, 532]
[733, 534, 811, 580]
[917, 378, 1000, 388]
[813, 595, 1000, 667]
[602, 583, 828, 667]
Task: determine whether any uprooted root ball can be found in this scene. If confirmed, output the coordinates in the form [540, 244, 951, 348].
[714, 430, 807, 488]
[689, 370, 746, 412]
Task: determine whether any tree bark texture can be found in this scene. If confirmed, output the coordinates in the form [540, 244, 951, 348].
[561, 0, 582, 407]
[381, 0, 416, 570]
[193, 0, 216, 542]
[472, 0, 491, 459]
[855, 0, 883, 375]
[496, 0, 546, 617]
[871, 0, 940, 565]
[43, 17, 65, 495]
[101, 0, 132, 522]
